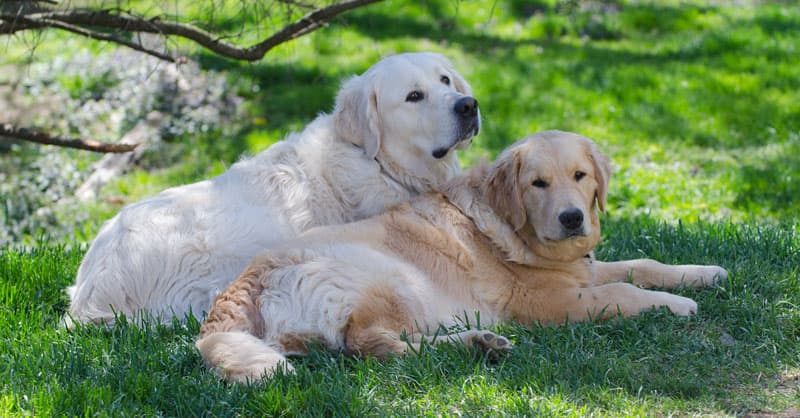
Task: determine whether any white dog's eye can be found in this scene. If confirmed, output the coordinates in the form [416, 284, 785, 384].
[440, 75, 451, 85]
[574, 171, 586, 181]
[405, 91, 425, 102]
[532, 179, 549, 188]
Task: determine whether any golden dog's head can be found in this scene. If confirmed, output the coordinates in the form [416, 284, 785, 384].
[484, 131, 611, 262]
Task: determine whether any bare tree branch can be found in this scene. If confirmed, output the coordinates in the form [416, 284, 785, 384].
[1, 0, 383, 62]
[1, 0, 382, 153]
[0, 123, 139, 153]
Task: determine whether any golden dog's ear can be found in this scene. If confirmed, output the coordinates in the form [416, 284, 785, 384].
[485, 150, 526, 231]
[588, 140, 612, 212]
[334, 74, 381, 159]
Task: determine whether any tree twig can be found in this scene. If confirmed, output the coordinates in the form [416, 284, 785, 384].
[277, 0, 317, 10]
[15, 14, 176, 62]
[0, 0, 383, 62]
[0, 123, 139, 153]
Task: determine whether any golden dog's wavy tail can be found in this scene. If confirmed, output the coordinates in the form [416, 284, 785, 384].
[195, 331, 293, 384]
[195, 257, 294, 384]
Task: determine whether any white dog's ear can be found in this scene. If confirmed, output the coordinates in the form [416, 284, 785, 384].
[334, 75, 381, 159]
[587, 140, 611, 212]
[485, 150, 526, 231]
[450, 70, 473, 96]
[434, 54, 472, 96]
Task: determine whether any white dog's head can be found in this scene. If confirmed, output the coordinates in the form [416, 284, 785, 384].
[334, 52, 480, 193]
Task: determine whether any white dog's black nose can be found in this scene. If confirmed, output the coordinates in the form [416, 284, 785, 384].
[455, 97, 479, 118]
[559, 208, 584, 231]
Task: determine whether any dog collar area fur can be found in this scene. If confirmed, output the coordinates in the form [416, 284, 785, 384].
[371, 152, 441, 196]
[373, 156, 416, 194]
[440, 178, 558, 268]
[343, 140, 409, 194]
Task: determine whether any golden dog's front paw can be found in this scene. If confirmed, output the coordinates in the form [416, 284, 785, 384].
[683, 265, 728, 288]
[708, 265, 728, 284]
[665, 294, 698, 317]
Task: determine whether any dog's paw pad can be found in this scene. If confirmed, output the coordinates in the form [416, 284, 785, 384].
[469, 330, 513, 352]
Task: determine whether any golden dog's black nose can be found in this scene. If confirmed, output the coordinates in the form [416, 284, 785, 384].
[559, 208, 584, 230]
[455, 97, 479, 118]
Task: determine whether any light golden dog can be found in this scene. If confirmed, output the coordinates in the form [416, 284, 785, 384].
[196, 131, 727, 384]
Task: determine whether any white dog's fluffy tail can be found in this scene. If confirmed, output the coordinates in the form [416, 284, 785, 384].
[195, 331, 292, 384]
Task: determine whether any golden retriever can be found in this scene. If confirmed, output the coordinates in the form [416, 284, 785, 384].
[196, 131, 726, 383]
[64, 52, 480, 328]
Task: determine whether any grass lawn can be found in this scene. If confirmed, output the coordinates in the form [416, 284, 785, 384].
[1, 0, 799, 416]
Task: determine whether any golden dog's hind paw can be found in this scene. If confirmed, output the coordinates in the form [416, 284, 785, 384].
[464, 330, 513, 356]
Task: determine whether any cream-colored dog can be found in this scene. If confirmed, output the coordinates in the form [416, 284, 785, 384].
[196, 131, 727, 383]
[65, 52, 480, 328]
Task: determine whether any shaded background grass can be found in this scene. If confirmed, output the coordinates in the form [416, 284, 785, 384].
[5, 0, 798, 229]
[1, 0, 799, 415]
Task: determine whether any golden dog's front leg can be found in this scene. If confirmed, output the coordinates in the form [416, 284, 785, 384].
[510, 283, 698, 324]
[593, 259, 727, 289]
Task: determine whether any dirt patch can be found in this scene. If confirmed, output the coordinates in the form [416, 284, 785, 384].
[745, 369, 800, 417]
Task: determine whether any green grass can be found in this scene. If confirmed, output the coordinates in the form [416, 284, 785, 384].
[1, 220, 798, 416]
[1, 0, 799, 415]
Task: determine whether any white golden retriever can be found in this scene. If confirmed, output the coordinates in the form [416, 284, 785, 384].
[196, 131, 726, 384]
[65, 52, 480, 328]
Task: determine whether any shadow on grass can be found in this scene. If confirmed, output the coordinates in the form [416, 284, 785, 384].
[733, 142, 800, 219]
[187, 55, 346, 168]
[199, 53, 342, 126]
[754, 6, 800, 35]
[337, 3, 799, 153]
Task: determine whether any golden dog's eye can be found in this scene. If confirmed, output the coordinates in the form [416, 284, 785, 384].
[575, 171, 586, 181]
[406, 91, 425, 102]
[532, 179, 549, 188]
[440, 75, 451, 85]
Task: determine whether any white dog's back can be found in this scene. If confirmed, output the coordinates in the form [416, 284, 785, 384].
[65, 116, 408, 327]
